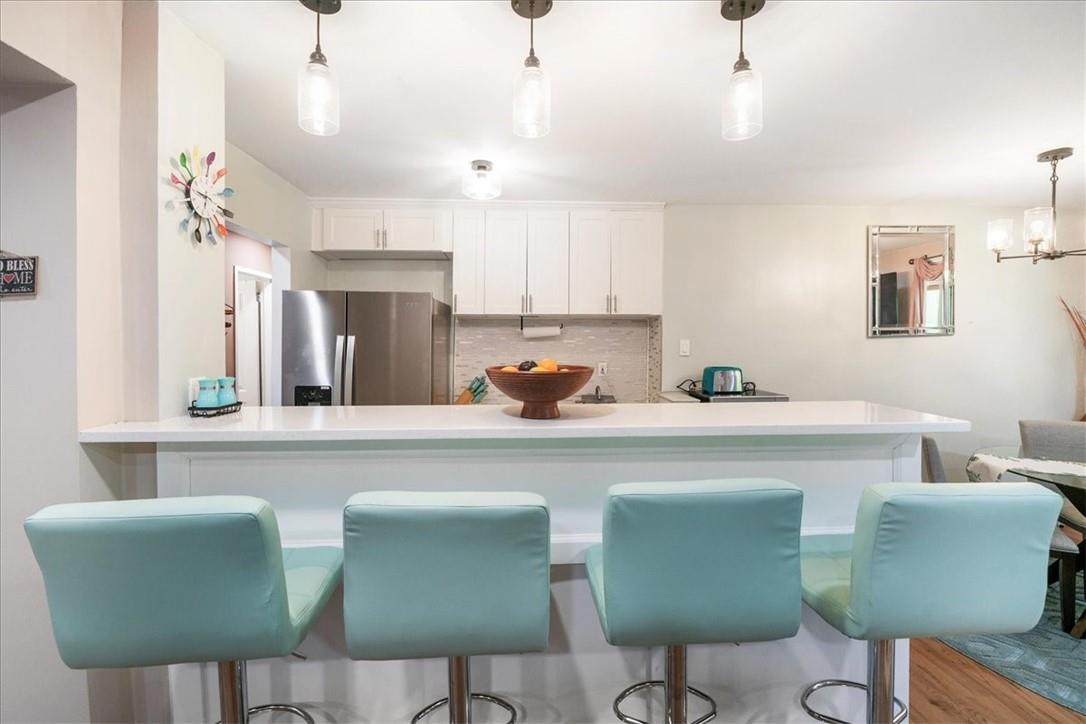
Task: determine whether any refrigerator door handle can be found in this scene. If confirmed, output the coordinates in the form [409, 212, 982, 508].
[333, 334, 345, 403]
[344, 335, 357, 404]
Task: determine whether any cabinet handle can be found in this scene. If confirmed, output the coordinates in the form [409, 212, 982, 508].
[529, 294, 533, 313]
[453, 294, 458, 314]
[606, 294, 611, 314]
[382, 228, 388, 249]
[613, 295, 618, 314]
[374, 228, 381, 249]
[521, 294, 526, 314]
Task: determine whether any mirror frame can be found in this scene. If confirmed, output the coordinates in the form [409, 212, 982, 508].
[867, 225, 955, 338]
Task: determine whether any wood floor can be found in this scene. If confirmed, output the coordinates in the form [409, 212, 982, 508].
[910, 638, 1084, 723]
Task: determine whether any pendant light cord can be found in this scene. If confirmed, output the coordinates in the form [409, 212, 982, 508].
[529, 0, 535, 57]
[316, 11, 322, 55]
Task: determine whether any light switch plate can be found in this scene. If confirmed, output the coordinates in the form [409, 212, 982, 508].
[597, 362, 608, 376]
[679, 339, 691, 357]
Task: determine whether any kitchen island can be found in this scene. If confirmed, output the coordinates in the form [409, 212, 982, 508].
[81, 401, 968, 723]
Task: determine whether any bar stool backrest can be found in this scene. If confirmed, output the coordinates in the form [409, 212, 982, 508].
[847, 483, 1061, 640]
[601, 478, 803, 647]
[343, 490, 551, 661]
[25, 496, 294, 668]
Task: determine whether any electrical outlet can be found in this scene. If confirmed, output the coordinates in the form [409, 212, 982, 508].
[679, 339, 691, 357]
[597, 362, 608, 376]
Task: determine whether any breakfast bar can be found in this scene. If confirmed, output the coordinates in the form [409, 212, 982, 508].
[80, 400, 968, 722]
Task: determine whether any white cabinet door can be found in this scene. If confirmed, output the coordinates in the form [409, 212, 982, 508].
[321, 207, 384, 251]
[569, 210, 612, 314]
[452, 209, 485, 315]
[384, 207, 452, 252]
[526, 210, 569, 315]
[610, 210, 663, 315]
[483, 210, 527, 315]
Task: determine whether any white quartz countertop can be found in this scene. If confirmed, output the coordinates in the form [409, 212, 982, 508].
[78, 400, 969, 444]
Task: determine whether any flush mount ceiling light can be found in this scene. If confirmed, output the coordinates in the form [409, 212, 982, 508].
[512, 0, 553, 139]
[297, 0, 341, 137]
[720, 0, 764, 141]
[462, 160, 502, 201]
[987, 147, 1085, 263]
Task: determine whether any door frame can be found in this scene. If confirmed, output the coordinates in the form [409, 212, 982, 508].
[233, 265, 273, 405]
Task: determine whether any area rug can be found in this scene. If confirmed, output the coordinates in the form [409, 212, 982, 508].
[940, 574, 1085, 715]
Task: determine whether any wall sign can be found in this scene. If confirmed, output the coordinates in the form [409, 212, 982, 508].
[0, 254, 38, 298]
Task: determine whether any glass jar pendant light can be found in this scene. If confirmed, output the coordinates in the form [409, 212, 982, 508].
[721, 0, 765, 141]
[298, 0, 341, 137]
[512, 0, 553, 139]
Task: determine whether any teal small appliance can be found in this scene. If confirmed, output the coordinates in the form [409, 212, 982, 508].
[702, 366, 744, 394]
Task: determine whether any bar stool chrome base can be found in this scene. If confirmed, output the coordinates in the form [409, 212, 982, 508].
[799, 640, 907, 724]
[610, 645, 717, 724]
[800, 680, 906, 724]
[216, 661, 315, 724]
[410, 656, 518, 724]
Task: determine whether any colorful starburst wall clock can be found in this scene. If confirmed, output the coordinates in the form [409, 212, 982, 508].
[167, 148, 235, 244]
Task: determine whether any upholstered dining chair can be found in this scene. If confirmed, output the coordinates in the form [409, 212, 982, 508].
[924, 434, 1081, 633]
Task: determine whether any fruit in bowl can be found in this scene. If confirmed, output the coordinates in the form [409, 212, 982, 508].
[485, 361, 593, 419]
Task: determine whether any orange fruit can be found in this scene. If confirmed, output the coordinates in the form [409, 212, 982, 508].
[559, 368, 571, 372]
[500, 366, 518, 372]
[529, 366, 548, 372]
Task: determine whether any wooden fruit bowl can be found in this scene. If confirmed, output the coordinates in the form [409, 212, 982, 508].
[485, 365, 594, 420]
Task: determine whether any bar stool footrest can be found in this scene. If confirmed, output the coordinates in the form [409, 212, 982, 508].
[613, 680, 717, 724]
[216, 702, 316, 724]
[800, 679, 907, 724]
[411, 692, 517, 724]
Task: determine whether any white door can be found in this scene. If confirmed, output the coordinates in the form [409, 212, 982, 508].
[569, 210, 612, 314]
[609, 211, 663, 315]
[483, 210, 528, 315]
[234, 277, 262, 405]
[384, 207, 452, 252]
[452, 208, 485, 314]
[526, 210, 570, 315]
[322, 208, 383, 251]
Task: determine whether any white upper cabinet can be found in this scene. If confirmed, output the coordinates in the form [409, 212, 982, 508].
[609, 211, 663, 315]
[483, 210, 528, 314]
[452, 209, 485, 315]
[526, 210, 569, 315]
[321, 207, 383, 251]
[569, 210, 612, 315]
[384, 207, 452, 253]
[315, 206, 450, 258]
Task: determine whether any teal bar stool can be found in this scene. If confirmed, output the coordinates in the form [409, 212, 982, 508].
[799, 483, 1061, 724]
[24, 496, 343, 724]
[585, 479, 805, 724]
[343, 491, 550, 724]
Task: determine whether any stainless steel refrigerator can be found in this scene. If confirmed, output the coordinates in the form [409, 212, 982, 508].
[282, 291, 451, 406]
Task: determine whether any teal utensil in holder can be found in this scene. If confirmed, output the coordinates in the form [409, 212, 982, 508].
[217, 377, 237, 406]
[195, 378, 219, 408]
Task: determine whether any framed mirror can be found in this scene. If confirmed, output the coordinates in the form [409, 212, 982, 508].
[868, 225, 955, 337]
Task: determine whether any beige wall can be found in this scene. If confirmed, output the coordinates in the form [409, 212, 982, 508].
[0, 2, 133, 721]
[156, 7, 226, 416]
[663, 204, 1086, 476]
[225, 142, 325, 290]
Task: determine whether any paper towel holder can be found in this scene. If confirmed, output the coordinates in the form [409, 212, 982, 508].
[520, 316, 564, 332]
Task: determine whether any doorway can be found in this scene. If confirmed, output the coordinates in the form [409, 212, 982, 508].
[232, 266, 272, 405]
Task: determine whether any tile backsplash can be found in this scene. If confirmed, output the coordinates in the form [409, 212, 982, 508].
[454, 317, 661, 403]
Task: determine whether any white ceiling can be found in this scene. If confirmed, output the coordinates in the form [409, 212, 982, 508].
[167, 0, 1085, 206]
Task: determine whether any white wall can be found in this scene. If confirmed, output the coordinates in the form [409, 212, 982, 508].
[663, 204, 1086, 475]
[225, 142, 325, 291]
[325, 258, 451, 301]
[0, 85, 90, 724]
[156, 8, 226, 417]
